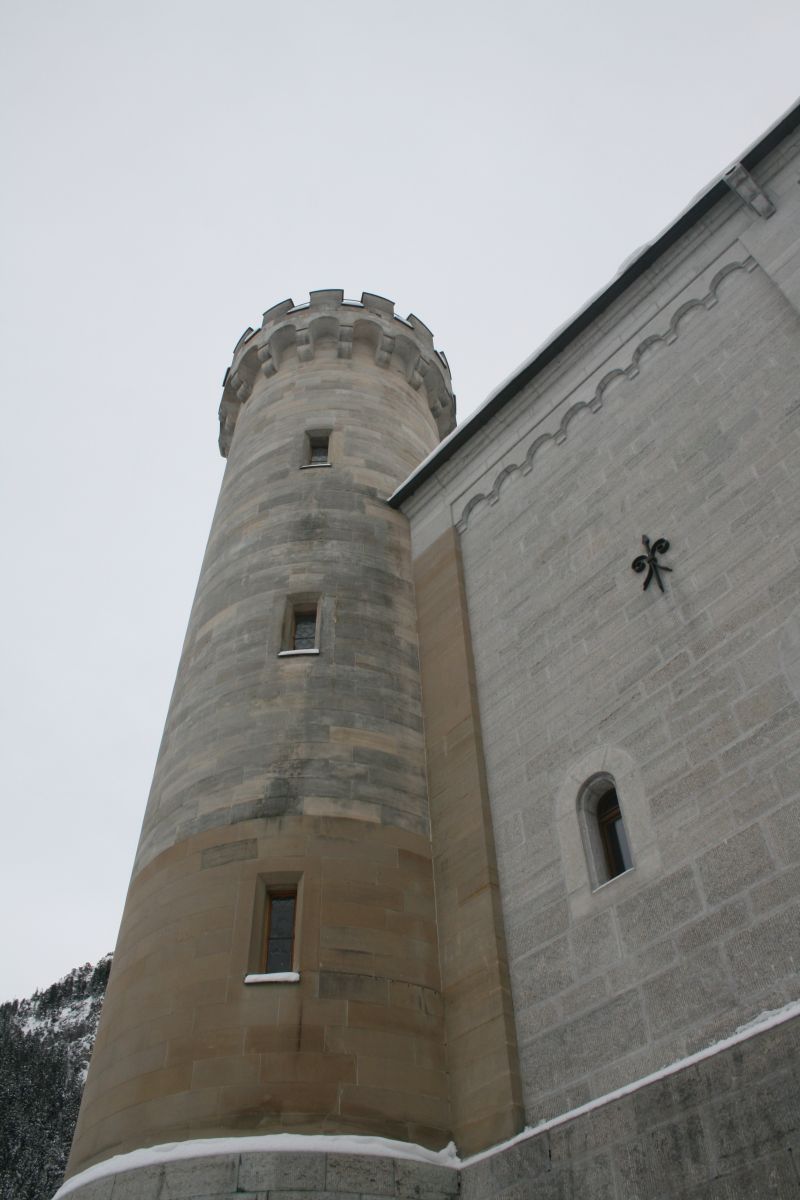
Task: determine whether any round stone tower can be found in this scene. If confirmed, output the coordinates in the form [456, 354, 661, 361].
[64, 291, 456, 1192]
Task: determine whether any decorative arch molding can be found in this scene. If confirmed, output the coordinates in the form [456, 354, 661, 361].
[455, 254, 758, 532]
[555, 745, 660, 920]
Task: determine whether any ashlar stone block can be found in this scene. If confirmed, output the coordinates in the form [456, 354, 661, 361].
[237, 1150, 326, 1191]
[697, 823, 773, 904]
[393, 1158, 459, 1195]
[103, 1166, 163, 1199]
[643, 948, 734, 1037]
[159, 1154, 239, 1197]
[725, 903, 800, 991]
[617, 867, 702, 952]
[63, 1179, 115, 1200]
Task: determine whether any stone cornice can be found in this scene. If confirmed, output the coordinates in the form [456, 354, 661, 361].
[454, 255, 758, 533]
[218, 290, 456, 456]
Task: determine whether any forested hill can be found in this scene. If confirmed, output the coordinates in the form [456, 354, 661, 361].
[0, 956, 111, 1200]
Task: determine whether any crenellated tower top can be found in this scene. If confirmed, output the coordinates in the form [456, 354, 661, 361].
[218, 289, 456, 455]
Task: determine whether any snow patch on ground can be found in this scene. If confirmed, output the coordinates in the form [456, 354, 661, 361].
[56, 999, 800, 1195]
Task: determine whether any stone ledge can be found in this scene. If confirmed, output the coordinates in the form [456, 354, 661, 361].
[56, 1141, 458, 1200]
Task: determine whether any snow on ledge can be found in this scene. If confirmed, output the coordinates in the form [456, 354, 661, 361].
[54, 1134, 459, 1197]
[461, 998, 800, 1167]
[55, 999, 800, 1196]
[244, 971, 300, 984]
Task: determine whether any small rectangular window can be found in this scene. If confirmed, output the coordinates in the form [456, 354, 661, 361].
[301, 431, 331, 468]
[245, 874, 302, 984]
[279, 596, 321, 657]
[263, 892, 297, 973]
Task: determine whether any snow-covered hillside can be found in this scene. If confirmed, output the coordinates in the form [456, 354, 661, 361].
[0, 956, 111, 1200]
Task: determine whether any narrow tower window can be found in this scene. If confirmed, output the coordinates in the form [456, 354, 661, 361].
[279, 597, 321, 656]
[245, 875, 302, 984]
[263, 891, 297, 973]
[292, 607, 317, 650]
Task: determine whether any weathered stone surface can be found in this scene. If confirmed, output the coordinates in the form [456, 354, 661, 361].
[200, 839, 258, 869]
[324, 1153, 395, 1194]
[616, 868, 702, 953]
[104, 1167, 162, 1199]
[158, 1155, 239, 1197]
[392, 1158, 459, 1195]
[63, 1179, 116, 1200]
[238, 1150, 325, 1190]
[461, 1013, 800, 1198]
[697, 824, 773, 904]
[136, 306, 447, 870]
[725, 904, 800, 991]
[643, 949, 734, 1037]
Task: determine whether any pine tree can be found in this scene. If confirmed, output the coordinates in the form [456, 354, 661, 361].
[0, 957, 111, 1200]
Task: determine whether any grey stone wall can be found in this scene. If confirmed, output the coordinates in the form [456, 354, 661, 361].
[461, 1011, 800, 1199]
[403, 129, 800, 1123]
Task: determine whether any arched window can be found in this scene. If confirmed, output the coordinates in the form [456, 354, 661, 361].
[596, 787, 633, 879]
[578, 773, 634, 888]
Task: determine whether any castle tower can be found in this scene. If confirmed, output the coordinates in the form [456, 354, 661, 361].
[64, 291, 458, 1193]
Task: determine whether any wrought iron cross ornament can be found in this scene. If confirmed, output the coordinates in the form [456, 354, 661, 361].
[632, 535, 672, 592]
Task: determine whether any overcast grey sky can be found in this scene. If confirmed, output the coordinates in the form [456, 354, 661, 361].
[1, 0, 798, 1001]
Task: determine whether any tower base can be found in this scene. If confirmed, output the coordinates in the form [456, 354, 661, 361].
[56, 1141, 458, 1200]
[57, 1008, 800, 1199]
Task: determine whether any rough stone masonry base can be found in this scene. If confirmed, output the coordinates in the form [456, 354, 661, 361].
[59, 1011, 800, 1198]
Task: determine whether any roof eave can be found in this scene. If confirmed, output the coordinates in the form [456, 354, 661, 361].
[389, 97, 800, 510]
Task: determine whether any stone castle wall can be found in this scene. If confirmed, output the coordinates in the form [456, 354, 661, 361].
[402, 129, 800, 1126]
[460, 1008, 800, 1200]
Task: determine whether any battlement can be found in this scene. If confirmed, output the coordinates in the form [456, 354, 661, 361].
[218, 290, 456, 456]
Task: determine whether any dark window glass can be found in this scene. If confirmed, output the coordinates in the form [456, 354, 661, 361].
[597, 789, 633, 879]
[265, 894, 296, 973]
[308, 435, 329, 464]
[293, 611, 316, 650]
